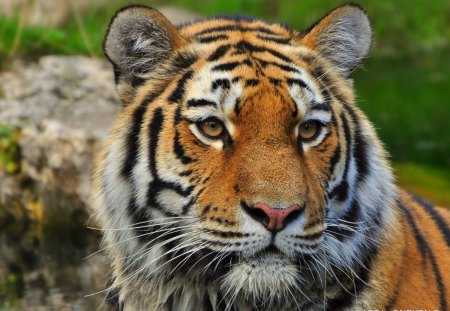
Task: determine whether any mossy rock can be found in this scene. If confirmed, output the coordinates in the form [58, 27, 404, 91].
[0, 124, 21, 174]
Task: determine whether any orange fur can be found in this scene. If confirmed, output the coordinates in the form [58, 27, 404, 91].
[93, 5, 450, 310]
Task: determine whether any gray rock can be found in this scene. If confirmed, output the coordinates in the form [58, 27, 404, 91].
[0, 56, 119, 220]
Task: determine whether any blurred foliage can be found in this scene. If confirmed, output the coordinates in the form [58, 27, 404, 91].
[355, 49, 449, 169]
[394, 162, 450, 206]
[0, 125, 21, 174]
[0, 274, 21, 310]
[0, 0, 449, 59]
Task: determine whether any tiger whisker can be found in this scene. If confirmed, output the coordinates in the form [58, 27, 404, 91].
[84, 223, 195, 260]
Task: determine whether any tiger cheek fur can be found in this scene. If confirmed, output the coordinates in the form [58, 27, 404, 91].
[92, 4, 450, 311]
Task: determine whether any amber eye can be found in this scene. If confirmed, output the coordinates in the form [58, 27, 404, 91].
[198, 118, 225, 138]
[299, 120, 321, 142]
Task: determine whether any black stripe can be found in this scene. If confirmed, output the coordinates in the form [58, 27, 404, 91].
[293, 231, 324, 241]
[168, 70, 194, 104]
[286, 78, 310, 90]
[322, 89, 332, 102]
[212, 60, 252, 72]
[290, 96, 298, 118]
[201, 205, 212, 217]
[254, 58, 299, 73]
[146, 180, 193, 217]
[329, 181, 349, 203]
[179, 169, 193, 177]
[148, 108, 164, 177]
[173, 130, 194, 164]
[235, 40, 292, 63]
[174, 106, 183, 126]
[130, 76, 146, 88]
[194, 25, 276, 36]
[182, 196, 196, 215]
[353, 128, 369, 183]
[398, 202, 447, 311]
[204, 229, 250, 238]
[212, 78, 231, 91]
[411, 194, 450, 248]
[311, 102, 330, 112]
[145, 108, 186, 215]
[121, 81, 169, 179]
[198, 34, 229, 43]
[170, 53, 198, 73]
[256, 34, 291, 44]
[207, 44, 231, 61]
[187, 99, 217, 108]
[245, 79, 259, 87]
[329, 112, 352, 202]
[326, 114, 340, 180]
[269, 78, 282, 86]
[121, 105, 146, 178]
[342, 104, 369, 183]
[234, 97, 241, 116]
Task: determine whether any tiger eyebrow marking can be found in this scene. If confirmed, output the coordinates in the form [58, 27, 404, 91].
[187, 99, 218, 108]
[212, 59, 252, 72]
[310, 102, 330, 112]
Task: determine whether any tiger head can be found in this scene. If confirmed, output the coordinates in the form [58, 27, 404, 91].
[95, 4, 395, 309]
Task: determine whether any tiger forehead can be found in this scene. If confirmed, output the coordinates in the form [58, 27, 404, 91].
[176, 19, 326, 109]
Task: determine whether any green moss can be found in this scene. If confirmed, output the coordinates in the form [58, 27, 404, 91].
[0, 124, 21, 174]
[0, 273, 22, 310]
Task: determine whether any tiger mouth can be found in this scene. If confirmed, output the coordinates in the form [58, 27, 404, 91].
[242, 238, 322, 261]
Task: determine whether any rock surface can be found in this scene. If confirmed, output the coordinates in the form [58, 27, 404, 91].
[0, 7, 201, 222]
[0, 56, 119, 221]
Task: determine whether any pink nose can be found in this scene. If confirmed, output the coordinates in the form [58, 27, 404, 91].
[250, 203, 303, 232]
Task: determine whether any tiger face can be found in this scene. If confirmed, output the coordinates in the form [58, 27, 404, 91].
[95, 4, 397, 309]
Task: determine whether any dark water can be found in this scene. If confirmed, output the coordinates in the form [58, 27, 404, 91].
[0, 221, 108, 311]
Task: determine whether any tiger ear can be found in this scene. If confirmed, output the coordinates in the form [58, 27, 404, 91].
[299, 4, 372, 77]
[104, 5, 186, 99]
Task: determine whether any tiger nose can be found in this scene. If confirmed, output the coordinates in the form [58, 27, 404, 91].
[246, 202, 304, 232]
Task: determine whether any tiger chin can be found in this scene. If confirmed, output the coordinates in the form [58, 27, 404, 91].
[91, 3, 450, 311]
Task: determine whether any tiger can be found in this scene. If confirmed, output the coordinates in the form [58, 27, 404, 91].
[91, 3, 450, 310]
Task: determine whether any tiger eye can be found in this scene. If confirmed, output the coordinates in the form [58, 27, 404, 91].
[299, 121, 320, 141]
[199, 118, 225, 138]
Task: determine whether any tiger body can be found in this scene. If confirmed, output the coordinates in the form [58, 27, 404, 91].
[92, 4, 450, 310]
